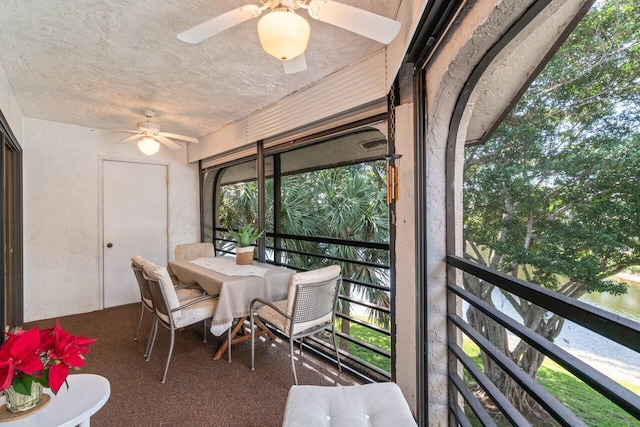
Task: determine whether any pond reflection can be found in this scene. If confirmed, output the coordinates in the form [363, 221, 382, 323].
[580, 279, 640, 322]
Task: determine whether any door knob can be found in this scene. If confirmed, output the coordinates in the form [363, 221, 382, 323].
[106, 243, 113, 248]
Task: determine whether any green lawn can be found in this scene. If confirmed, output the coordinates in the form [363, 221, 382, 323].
[334, 318, 640, 426]
[336, 317, 391, 373]
[462, 340, 640, 426]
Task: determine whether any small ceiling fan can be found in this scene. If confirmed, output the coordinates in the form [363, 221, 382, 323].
[113, 110, 199, 155]
[177, 0, 401, 74]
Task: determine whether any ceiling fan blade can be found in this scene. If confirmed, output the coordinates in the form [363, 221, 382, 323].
[117, 134, 142, 144]
[283, 54, 307, 74]
[155, 136, 182, 150]
[177, 5, 263, 44]
[158, 132, 199, 144]
[307, 0, 401, 44]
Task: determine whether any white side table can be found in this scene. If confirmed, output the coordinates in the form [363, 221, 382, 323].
[0, 374, 110, 427]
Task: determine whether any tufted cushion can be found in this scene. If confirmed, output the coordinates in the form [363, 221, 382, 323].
[172, 297, 217, 328]
[256, 300, 288, 332]
[176, 287, 204, 301]
[143, 262, 183, 323]
[131, 255, 145, 269]
[174, 243, 214, 261]
[282, 382, 417, 427]
[135, 256, 200, 304]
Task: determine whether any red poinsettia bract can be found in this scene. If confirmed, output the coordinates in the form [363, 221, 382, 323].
[0, 327, 45, 391]
[39, 320, 97, 393]
[0, 321, 96, 394]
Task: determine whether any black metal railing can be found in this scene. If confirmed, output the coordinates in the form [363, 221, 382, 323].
[213, 227, 392, 380]
[446, 254, 640, 425]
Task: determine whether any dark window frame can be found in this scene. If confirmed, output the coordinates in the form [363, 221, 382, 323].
[200, 114, 397, 382]
[0, 109, 23, 337]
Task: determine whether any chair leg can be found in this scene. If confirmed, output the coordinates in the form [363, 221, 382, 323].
[289, 338, 299, 385]
[162, 327, 175, 384]
[250, 312, 256, 371]
[332, 327, 342, 372]
[135, 303, 145, 340]
[203, 318, 208, 344]
[146, 318, 158, 362]
[144, 316, 157, 359]
[227, 323, 232, 363]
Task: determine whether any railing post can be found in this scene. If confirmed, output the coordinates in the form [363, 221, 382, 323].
[257, 141, 266, 263]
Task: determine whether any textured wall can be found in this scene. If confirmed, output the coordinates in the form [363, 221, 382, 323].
[0, 62, 23, 141]
[422, 1, 519, 422]
[22, 118, 198, 322]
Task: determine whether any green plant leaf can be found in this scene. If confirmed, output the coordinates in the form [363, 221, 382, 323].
[33, 369, 49, 390]
[227, 224, 264, 247]
[11, 374, 33, 396]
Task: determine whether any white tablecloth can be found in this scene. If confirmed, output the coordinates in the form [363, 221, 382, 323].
[189, 257, 268, 277]
[169, 258, 294, 336]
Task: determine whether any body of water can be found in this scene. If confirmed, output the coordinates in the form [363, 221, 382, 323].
[555, 277, 640, 383]
[580, 274, 640, 322]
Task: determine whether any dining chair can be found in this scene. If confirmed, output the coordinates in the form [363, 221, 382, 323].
[249, 265, 342, 385]
[131, 255, 205, 359]
[143, 261, 218, 383]
[174, 242, 214, 261]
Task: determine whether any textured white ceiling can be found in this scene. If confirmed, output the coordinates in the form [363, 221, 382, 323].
[0, 0, 401, 140]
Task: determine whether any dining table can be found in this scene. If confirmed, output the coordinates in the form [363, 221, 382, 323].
[168, 256, 294, 360]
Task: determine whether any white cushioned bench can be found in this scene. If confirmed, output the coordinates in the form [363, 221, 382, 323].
[282, 382, 417, 426]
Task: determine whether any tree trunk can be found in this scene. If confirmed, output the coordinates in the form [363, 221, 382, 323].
[463, 272, 573, 418]
[466, 303, 549, 417]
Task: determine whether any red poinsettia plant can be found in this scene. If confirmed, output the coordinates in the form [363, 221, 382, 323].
[0, 320, 96, 395]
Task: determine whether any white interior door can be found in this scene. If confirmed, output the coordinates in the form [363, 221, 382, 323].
[103, 160, 168, 308]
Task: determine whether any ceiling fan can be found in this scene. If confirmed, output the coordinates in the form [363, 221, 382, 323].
[177, 0, 401, 74]
[113, 110, 199, 155]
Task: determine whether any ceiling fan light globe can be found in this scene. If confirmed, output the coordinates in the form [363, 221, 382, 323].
[257, 10, 310, 61]
[138, 137, 160, 155]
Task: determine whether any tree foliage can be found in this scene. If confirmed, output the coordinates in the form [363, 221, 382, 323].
[463, 0, 639, 414]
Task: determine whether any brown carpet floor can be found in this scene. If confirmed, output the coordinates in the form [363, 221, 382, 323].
[24, 304, 361, 427]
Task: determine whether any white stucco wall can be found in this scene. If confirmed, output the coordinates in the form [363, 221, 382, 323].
[0, 62, 23, 141]
[394, 102, 417, 413]
[22, 118, 199, 322]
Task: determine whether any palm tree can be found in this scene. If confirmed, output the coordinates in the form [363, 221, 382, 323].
[218, 180, 259, 251]
[280, 163, 390, 358]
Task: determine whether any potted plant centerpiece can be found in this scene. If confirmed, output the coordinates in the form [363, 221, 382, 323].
[228, 224, 264, 265]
